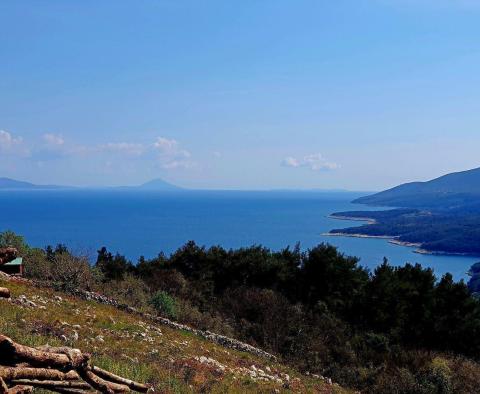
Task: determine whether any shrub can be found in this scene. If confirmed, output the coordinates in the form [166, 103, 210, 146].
[23, 248, 50, 280]
[449, 356, 480, 393]
[417, 357, 452, 394]
[149, 291, 177, 319]
[0, 230, 30, 255]
[99, 274, 151, 309]
[372, 368, 417, 394]
[50, 252, 93, 292]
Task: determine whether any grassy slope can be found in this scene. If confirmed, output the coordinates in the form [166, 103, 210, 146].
[0, 278, 349, 394]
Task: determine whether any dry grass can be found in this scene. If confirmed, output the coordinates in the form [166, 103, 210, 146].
[0, 278, 350, 393]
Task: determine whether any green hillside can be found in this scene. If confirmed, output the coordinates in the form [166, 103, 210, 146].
[0, 275, 345, 394]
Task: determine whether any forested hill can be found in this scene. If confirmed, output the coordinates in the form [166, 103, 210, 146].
[330, 167, 480, 255]
[354, 167, 480, 208]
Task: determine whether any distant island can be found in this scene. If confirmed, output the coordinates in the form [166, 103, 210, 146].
[114, 178, 183, 191]
[328, 167, 480, 256]
[0, 177, 68, 190]
[0, 177, 183, 191]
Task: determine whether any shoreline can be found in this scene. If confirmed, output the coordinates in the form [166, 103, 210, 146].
[327, 214, 377, 224]
[323, 232, 475, 256]
[326, 214, 480, 258]
[388, 239, 422, 248]
[413, 248, 479, 257]
[322, 232, 395, 240]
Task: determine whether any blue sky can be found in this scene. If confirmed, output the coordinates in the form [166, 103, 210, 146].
[1, 0, 480, 190]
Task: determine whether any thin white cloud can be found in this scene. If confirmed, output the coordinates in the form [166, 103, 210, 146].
[153, 137, 179, 153]
[32, 133, 69, 161]
[282, 153, 339, 171]
[161, 160, 194, 169]
[39, 136, 147, 158]
[153, 137, 193, 169]
[0, 130, 23, 152]
[43, 133, 64, 147]
[304, 153, 340, 171]
[3, 130, 196, 172]
[67, 135, 195, 169]
[282, 156, 300, 168]
[100, 142, 145, 156]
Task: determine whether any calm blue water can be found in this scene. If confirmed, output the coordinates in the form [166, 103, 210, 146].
[0, 190, 477, 280]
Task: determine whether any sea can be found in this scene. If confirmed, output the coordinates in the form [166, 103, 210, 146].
[1, 190, 477, 281]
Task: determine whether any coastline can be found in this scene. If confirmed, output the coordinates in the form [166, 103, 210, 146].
[327, 214, 377, 224]
[326, 214, 480, 258]
[388, 239, 422, 248]
[322, 232, 395, 240]
[413, 248, 478, 257]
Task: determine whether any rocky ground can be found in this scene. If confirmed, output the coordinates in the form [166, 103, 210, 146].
[0, 275, 350, 393]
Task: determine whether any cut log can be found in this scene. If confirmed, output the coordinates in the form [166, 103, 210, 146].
[92, 366, 150, 393]
[0, 336, 89, 370]
[0, 367, 79, 381]
[5, 386, 33, 394]
[0, 249, 17, 266]
[78, 367, 129, 393]
[45, 389, 96, 394]
[0, 289, 10, 299]
[0, 378, 31, 394]
[10, 379, 92, 390]
[34, 346, 86, 369]
[0, 377, 8, 394]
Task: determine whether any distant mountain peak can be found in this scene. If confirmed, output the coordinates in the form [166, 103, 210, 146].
[138, 178, 183, 191]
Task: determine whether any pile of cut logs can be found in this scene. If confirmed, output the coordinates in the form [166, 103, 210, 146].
[0, 249, 151, 393]
[0, 248, 16, 301]
[0, 248, 17, 266]
[0, 335, 151, 393]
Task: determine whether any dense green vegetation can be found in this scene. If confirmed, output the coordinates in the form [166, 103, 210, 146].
[330, 208, 480, 255]
[467, 262, 480, 296]
[5, 229, 480, 392]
